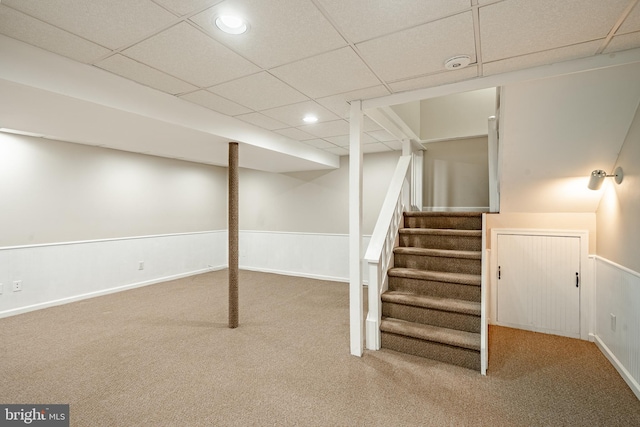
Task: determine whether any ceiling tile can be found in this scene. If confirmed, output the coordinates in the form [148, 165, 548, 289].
[618, 4, 640, 34]
[271, 47, 382, 98]
[190, 0, 346, 68]
[316, 85, 390, 118]
[235, 112, 288, 130]
[260, 101, 340, 127]
[123, 22, 260, 87]
[0, 5, 110, 63]
[357, 12, 476, 82]
[483, 41, 602, 76]
[383, 140, 403, 150]
[96, 54, 198, 95]
[363, 117, 383, 132]
[209, 72, 308, 111]
[301, 139, 338, 149]
[153, 0, 223, 16]
[368, 129, 398, 143]
[324, 146, 349, 156]
[275, 128, 317, 141]
[388, 66, 478, 92]
[479, 0, 631, 62]
[179, 90, 252, 115]
[604, 31, 640, 54]
[297, 119, 350, 138]
[325, 134, 376, 146]
[363, 142, 392, 153]
[319, 0, 471, 43]
[3, 0, 178, 49]
[324, 135, 349, 146]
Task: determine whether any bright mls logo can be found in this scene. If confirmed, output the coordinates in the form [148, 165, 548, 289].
[0, 405, 68, 426]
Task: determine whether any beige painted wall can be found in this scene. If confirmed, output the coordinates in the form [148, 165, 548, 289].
[423, 136, 489, 210]
[420, 88, 496, 141]
[596, 102, 640, 272]
[0, 133, 400, 246]
[0, 133, 227, 247]
[486, 213, 597, 253]
[239, 151, 401, 235]
[390, 100, 421, 137]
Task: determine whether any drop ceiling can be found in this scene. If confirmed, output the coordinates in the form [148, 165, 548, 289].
[1, 0, 640, 168]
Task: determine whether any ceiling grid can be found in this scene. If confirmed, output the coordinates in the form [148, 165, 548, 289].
[1, 0, 640, 160]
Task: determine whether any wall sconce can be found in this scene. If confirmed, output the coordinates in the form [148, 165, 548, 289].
[588, 166, 623, 190]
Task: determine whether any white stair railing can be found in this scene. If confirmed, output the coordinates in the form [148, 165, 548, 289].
[364, 155, 412, 350]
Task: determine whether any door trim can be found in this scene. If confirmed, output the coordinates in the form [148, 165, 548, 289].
[490, 228, 592, 341]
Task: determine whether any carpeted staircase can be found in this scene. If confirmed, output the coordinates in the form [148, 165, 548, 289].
[381, 211, 483, 371]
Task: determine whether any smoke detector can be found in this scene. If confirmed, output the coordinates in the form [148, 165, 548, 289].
[444, 55, 471, 70]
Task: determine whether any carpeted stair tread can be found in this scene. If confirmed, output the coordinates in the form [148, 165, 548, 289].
[399, 228, 482, 237]
[399, 228, 482, 251]
[404, 212, 484, 217]
[403, 211, 483, 230]
[389, 267, 481, 286]
[383, 211, 485, 369]
[394, 246, 481, 260]
[382, 291, 481, 316]
[381, 318, 480, 351]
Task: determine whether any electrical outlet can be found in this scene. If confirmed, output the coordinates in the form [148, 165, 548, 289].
[138, 261, 144, 270]
[611, 313, 616, 332]
[13, 280, 22, 292]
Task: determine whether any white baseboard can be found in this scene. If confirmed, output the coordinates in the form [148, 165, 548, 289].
[593, 256, 640, 401]
[239, 230, 370, 284]
[0, 231, 227, 318]
[239, 265, 348, 283]
[0, 229, 373, 318]
[0, 266, 224, 319]
[595, 335, 640, 400]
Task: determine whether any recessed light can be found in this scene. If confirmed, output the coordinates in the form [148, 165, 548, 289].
[303, 115, 318, 123]
[215, 15, 249, 35]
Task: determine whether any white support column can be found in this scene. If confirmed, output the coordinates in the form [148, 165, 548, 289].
[349, 100, 364, 356]
[401, 139, 423, 211]
[488, 116, 499, 212]
[412, 150, 423, 211]
[401, 138, 411, 156]
[401, 139, 412, 210]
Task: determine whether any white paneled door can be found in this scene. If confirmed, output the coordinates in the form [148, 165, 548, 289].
[497, 234, 580, 338]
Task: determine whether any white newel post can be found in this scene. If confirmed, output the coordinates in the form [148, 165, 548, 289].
[349, 100, 364, 357]
[366, 260, 382, 350]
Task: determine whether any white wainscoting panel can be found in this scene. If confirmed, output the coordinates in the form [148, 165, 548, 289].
[239, 230, 370, 283]
[0, 231, 227, 318]
[594, 256, 640, 400]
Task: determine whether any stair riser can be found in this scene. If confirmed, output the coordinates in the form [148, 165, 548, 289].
[404, 216, 481, 230]
[383, 303, 480, 333]
[382, 332, 480, 371]
[388, 276, 480, 302]
[399, 234, 481, 251]
[394, 253, 481, 275]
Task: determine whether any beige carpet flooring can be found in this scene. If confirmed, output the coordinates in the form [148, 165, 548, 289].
[1, 270, 639, 426]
